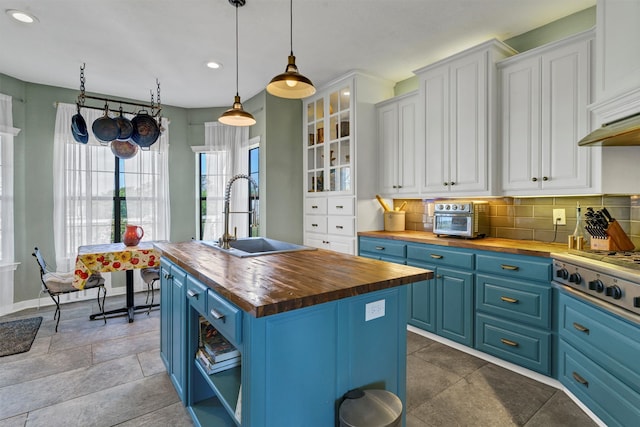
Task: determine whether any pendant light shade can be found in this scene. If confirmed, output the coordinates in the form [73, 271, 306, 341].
[266, 0, 315, 99]
[219, 0, 255, 127]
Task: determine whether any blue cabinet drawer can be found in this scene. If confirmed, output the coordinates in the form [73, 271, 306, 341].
[407, 244, 474, 269]
[207, 290, 243, 348]
[476, 274, 551, 329]
[558, 292, 640, 394]
[476, 253, 551, 282]
[559, 340, 640, 427]
[359, 237, 406, 259]
[186, 275, 208, 315]
[475, 313, 551, 375]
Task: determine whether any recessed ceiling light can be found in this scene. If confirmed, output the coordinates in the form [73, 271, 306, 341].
[206, 61, 222, 70]
[6, 9, 39, 24]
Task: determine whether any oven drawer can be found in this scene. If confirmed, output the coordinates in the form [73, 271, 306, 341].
[559, 340, 640, 427]
[558, 292, 640, 394]
[206, 290, 243, 347]
[186, 275, 208, 315]
[476, 274, 551, 329]
[407, 244, 474, 269]
[475, 313, 551, 375]
[476, 253, 551, 282]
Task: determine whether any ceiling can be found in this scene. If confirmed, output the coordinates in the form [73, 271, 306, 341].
[0, 0, 595, 109]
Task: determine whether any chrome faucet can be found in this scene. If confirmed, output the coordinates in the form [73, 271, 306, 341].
[219, 174, 259, 249]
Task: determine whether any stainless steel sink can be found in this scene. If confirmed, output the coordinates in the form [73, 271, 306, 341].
[203, 237, 316, 258]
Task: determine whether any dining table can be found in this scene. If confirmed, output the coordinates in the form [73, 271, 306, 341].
[73, 242, 160, 323]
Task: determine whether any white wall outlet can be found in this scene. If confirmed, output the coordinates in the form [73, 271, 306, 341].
[365, 299, 385, 321]
[553, 208, 566, 225]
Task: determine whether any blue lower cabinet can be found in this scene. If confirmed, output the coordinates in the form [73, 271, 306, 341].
[436, 267, 474, 346]
[475, 313, 551, 374]
[407, 261, 436, 332]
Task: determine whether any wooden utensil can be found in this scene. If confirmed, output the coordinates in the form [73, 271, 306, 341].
[375, 195, 391, 212]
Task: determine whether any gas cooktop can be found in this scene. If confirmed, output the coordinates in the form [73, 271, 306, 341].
[568, 249, 640, 271]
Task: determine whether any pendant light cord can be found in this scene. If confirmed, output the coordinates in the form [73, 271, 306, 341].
[289, 0, 293, 56]
[235, 2, 239, 97]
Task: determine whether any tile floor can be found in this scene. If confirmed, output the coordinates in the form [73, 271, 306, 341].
[0, 293, 596, 427]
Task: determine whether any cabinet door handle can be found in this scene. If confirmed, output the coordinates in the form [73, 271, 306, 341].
[542, 176, 549, 181]
[436, 274, 442, 279]
[210, 308, 226, 322]
[500, 338, 519, 347]
[572, 372, 589, 387]
[500, 296, 518, 304]
[572, 322, 590, 334]
[450, 182, 455, 186]
[500, 264, 519, 271]
[163, 273, 172, 280]
[430, 254, 443, 259]
[336, 225, 344, 229]
[443, 182, 448, 186]
[375, 246, 385, 251]
[532, 177, 538, 182]
[186, 289, 198, 299]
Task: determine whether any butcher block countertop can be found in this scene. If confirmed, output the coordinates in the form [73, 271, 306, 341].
[358, 230, 568, 258]
[154, 240, 432, 318]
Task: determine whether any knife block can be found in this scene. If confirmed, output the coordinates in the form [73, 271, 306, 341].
[589, 237, 614, 251]
[606, 220, 635, 251]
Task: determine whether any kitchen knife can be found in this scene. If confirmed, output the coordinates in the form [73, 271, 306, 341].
[601, 207, 614, 223]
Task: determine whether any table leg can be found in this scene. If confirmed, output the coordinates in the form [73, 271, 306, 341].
[90, 269, 159, 322]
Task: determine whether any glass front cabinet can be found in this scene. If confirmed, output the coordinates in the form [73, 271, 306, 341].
[303, 73, 394, 255]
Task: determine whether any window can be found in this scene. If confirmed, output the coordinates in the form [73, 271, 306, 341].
[53, 103, 170, 271]
[194, 123, 258, 241]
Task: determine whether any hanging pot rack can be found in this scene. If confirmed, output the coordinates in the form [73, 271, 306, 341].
[75, 64, 162, 118]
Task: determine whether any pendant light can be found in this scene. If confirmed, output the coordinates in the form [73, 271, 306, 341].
[266, 0, 315, 99]
[219, 0, 256, 126]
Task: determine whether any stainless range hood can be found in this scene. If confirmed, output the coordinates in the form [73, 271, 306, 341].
[578, 112, 640, 146]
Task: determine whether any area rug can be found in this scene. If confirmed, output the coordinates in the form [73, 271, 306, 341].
[0, 316, 43, 357]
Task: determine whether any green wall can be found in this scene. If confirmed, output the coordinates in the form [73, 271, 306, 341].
[1, 73, 301, 306]
[393, 6, 596, 96]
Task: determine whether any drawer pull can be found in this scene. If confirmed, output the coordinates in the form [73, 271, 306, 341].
[311, 205, 318, 209]
[500, 296, 519, 304]
[335, 205, 344, 209]
[500, 338, 519, 347]
[311, 223, 318, 227]
[336, 225, 344, 229]
[210, 308, 226, 322]
[375, 246, 385, 251]
[186, 289, 199, 299]
[430, 254, 443, 259]
[572, 322, 590, 334]
[500, 264, 519, 271]
[572, 372, 589, 387]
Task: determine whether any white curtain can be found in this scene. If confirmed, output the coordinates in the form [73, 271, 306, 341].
[53, 102, 170, 271]
[0, 93, 19, 314]
[202, 122, 250, 241]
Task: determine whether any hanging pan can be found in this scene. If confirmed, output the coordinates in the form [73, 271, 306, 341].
[71, 104, 88, 144]
[131, 110, 160, 149]
[92, 104, 120, 144]
[110, 139, 139, 159]
[115, 107, 134, 141]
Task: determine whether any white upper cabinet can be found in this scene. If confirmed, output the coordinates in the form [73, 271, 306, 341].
[303, 72, 393, 254]
[416, 40, 515, 196]
[377, 91, 419, 196]
[500, 30, 594, 195]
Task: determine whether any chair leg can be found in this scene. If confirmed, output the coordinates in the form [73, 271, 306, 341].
[147, 279, 158, 315]
[48, 293, 61, 333]
[97, 286, 107, 325]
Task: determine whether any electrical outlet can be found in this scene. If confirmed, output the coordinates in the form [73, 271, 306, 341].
[365, 299, 385, 321]
[553, 209, 566, 225]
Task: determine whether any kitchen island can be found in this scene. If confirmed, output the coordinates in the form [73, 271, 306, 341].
[154, 240, 431, 427]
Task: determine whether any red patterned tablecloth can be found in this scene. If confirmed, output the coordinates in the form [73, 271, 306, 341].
[73, 242, 160, 289]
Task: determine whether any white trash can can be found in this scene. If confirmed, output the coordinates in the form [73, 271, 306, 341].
[339, 389, 403, 427]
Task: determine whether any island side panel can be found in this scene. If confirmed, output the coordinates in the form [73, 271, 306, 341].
[243, 286, 407, 426]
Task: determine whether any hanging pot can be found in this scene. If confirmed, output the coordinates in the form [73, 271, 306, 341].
[115, 107, 134, 141]
[131, 110, 160, 149]
[71, 104, 88, 138]
[92, 105, 120, 144]
[71, 124, 89, 144]
[110, 139, 139, 159]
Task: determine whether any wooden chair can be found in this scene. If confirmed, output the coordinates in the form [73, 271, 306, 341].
[32, 247, 107, 332]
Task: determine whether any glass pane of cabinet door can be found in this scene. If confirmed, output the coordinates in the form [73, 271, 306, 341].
[305, 82, 352, 194]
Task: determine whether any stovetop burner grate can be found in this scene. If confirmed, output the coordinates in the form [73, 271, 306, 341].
[568, 249, 640, 270]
